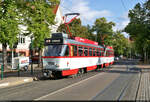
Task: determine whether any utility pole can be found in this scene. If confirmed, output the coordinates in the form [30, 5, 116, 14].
[11, 44, 14, 69]
[30, 36, 33, 75]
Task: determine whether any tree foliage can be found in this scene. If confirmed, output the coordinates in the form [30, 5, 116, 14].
[18, 0, 59, 66]
[0, 0, 21, 69]
[21, 0, 58, 49]
[125, 0, 150, 60]
[112, 31, 130, 57]
[92, 17, 115, 45]
[0, 0, 20, 48]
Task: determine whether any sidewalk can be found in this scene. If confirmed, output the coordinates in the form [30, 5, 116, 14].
[0, 64, 43, 89]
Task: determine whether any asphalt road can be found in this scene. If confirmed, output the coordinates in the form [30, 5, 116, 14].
[0, 59, 141, 101]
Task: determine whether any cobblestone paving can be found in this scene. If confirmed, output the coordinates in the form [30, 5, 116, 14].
[136, 72, 150, 101]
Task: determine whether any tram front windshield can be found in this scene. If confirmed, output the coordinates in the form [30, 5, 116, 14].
[44, 45, 64, 56]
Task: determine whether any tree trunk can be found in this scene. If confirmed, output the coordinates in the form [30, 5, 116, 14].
[2, 43, 7, 70]
[38, 49, 42, 68]
[144, 47, 147, 63]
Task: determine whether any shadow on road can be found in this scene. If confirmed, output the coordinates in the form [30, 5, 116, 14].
[97, 68, 141, 74]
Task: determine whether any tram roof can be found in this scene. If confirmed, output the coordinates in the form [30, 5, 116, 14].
[65, 38, 104, 49]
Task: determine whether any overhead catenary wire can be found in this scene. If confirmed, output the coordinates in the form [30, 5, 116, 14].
[60, 5, 91, 22]
[120, 0, 128, 11]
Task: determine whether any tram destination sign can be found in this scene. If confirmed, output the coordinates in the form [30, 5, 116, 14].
[44, 38, 63, 45]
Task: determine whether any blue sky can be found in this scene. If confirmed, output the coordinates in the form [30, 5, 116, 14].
[60, 0, 146, 37]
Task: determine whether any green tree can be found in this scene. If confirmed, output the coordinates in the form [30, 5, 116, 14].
[21, 0, 59, 66]
[0, 0, 20, 69]
[92, 17, 115, 45]
[125, 1, 150, 61]
[112, 31, 130, 57]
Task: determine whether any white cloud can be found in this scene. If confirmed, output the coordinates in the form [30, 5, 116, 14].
[113, 12, 129, 31]
[61, 0, 112, 25]
[60, 0, 130, 38]
[112, 12, 130, 38]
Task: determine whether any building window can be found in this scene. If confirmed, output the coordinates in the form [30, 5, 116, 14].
[19, 36, 25, 44]
[89, 48, 92, 56]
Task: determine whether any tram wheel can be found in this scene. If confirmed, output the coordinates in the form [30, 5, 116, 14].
[70, 74, 78, 78]
[83, 68, 87, 73]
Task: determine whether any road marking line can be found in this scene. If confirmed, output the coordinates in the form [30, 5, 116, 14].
[34, 72, 106, 100]
[0, 83, 9, 87]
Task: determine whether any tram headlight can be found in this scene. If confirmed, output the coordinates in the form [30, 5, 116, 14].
[43, 61, 48, 68]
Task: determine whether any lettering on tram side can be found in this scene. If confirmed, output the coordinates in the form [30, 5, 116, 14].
[52, 40, 61, 43]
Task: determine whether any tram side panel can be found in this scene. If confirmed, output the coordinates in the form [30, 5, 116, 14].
[69, 57, 99, 71]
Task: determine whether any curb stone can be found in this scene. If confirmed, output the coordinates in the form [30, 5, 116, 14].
[0, 78, 33, 89]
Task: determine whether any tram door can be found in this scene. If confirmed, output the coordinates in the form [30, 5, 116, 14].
[64, 45, 70, 69]
[69, 45, 73, 69]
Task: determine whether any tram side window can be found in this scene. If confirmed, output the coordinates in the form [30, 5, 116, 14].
[93, 48, 96, 56]
[78, 46, 83, 56]
[89, 48, 92, 56]
[101, 48, 104, 56]
[65, 46, 69, 56]
[73, 45, 77, 56]
[96, 49, 99, 56]
[106, 51, 108, 56]
[99, 49, 101, 56]
[108, 51, 110, 56]
[84, 47, 88, 56]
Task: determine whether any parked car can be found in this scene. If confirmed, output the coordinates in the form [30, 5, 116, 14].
[12, 56, 29, 71]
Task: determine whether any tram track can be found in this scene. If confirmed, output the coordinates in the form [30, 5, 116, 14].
[118, 61, 142, 100]
[0, 60, 142, 100]
[135, 71, 142, 100]
[93, 60, 141, 100]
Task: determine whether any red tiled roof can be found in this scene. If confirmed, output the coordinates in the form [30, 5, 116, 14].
[53, 5, 59, 14]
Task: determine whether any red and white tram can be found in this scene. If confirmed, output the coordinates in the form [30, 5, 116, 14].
[42, 33, 114, 78]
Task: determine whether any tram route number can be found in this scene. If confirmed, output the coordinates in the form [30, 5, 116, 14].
[45, 38, 63, 45]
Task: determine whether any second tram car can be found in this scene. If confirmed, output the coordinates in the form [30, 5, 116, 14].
[42, 33, 114, 78]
